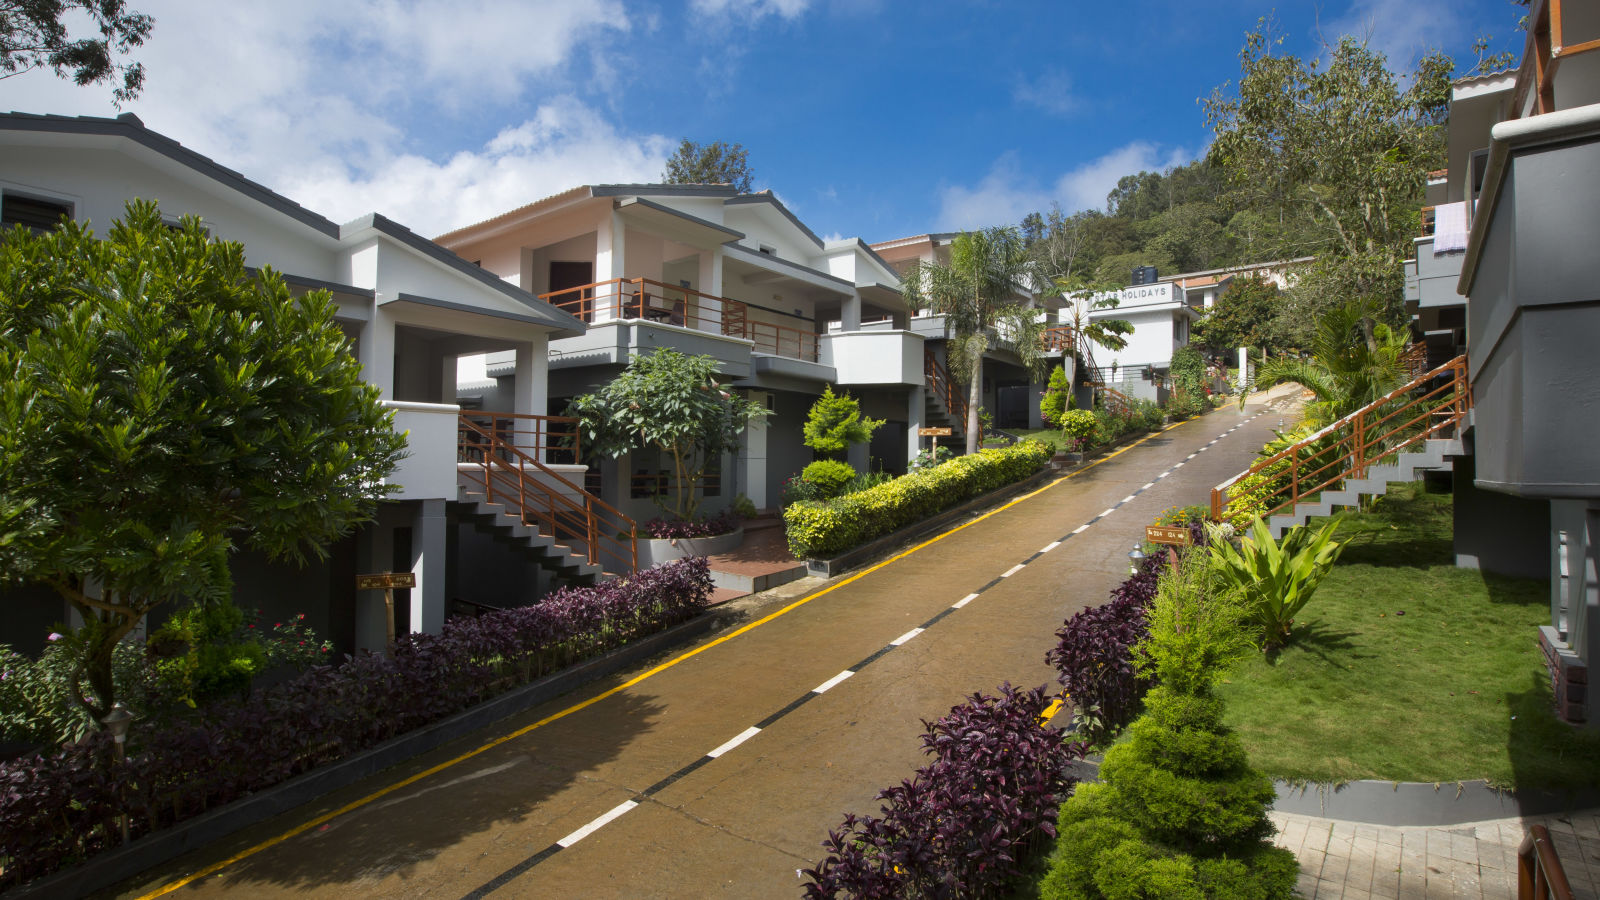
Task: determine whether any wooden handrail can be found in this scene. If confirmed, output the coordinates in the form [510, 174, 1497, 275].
[1042, 325, 1076, 353]
[923, 347, 969, 433]
[458, 415, 637, 575]
[1518, 825, 1575, 900]
[1209, 355, 1471, 523]
[539, 277, 819, 362]
[458, 411, 582, 466]
[1098, 385, 1132, 418]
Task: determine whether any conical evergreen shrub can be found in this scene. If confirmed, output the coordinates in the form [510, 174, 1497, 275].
[1039, 554, 1298, 900]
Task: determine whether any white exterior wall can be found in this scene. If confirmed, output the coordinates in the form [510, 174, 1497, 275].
[2, 145, 342, 278]
[1072, 282, 1190, 375]
[820, 331, 925, 385]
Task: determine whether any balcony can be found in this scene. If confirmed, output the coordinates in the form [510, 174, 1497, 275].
[540, 277, 819, 363]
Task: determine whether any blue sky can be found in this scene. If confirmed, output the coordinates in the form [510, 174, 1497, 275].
[3, 0, 1526, 244]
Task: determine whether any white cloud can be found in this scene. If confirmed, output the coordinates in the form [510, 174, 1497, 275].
[1, 1, 662, 236]
[690, 0, 812, 22]
[1013, 68, 1076, 116]
[1325, 0, 1468, 71]
[284, 97, 673, 234]
[936, 143, 1193, 231]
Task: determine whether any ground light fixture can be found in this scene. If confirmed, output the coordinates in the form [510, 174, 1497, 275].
[1128, 544, 1145, 575]
[101, 701, 134, 844]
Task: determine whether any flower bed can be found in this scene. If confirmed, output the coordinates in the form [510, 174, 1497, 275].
[783, 440, 1052, 559]
[0, 558, 712, 891]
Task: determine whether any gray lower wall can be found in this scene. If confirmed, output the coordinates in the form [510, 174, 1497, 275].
[451, 520, 556, 609]
[767, 389, 816, 504]
[1452, 449, 1549, 579]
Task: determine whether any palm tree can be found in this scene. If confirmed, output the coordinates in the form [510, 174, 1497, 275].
[1050, 272, 1134, 385]
[1248, 298, 1409, 427]
[903, 227, 1049, 454]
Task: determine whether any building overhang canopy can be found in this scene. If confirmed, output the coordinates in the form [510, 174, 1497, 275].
[614, 197, 744, 249]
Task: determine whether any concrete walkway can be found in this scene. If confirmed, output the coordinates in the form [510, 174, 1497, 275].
[1272, 807, 1600, 899]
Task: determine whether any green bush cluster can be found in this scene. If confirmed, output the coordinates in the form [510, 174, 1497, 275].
[800, 459, 858, 499]
[1166, 346, 1209, 419]
[784, 440, 1052, 559]
[1040, 555, 1298, 900]
[1058, 409, 1099, 451]
[1040, 366, 1075, 426]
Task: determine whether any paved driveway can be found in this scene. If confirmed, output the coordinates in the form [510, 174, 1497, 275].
[113, 392, 1294, 899]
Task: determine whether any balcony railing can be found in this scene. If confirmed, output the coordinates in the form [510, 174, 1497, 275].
[458, 411, 582, 466]
[1511, 0, 1600, 120]
[539, 277, 819, 362]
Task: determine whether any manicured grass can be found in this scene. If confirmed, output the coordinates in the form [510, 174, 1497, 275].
[1217, 481, 1600, 790]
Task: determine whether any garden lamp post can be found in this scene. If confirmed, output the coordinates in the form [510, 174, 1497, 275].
[101, 702, 133, 844]
[1128, 544, 1145, 576]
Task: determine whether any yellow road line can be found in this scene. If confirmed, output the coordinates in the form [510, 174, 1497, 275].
[136, 417, 1198, 898]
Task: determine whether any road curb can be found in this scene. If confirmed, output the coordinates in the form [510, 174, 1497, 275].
[4, 613, 721, 900]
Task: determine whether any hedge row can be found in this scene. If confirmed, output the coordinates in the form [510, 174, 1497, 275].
[0, 558, 713, 890]
[784, 440, 1053, 559]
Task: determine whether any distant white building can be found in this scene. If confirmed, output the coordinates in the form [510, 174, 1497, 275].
[1067, 281, 1197, 403]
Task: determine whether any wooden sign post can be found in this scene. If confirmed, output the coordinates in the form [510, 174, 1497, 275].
[1144, 525, 1192, 569]
[918, 426, 952, 457]
[356, 572, 416, 648]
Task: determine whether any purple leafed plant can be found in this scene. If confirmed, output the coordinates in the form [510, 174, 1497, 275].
[802, 683, 1086, 898]
[1045, 552, 1165, 743]
[642, 510, 740, 540]
[0, 558, 712, 891]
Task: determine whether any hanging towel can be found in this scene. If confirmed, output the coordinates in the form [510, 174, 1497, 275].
[1433, 201, 1468, 253]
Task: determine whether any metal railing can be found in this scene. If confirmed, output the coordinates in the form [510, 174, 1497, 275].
[458, 415, 637, 575]
[1400, 343, 1430, 379]
[1518, 825, 1575, 900]
[1421, 205, 1437, 237]
[458, 411, 582, 466]
[1094, 384, 1133, 419]
[539, 277, 819, 362]
[1209, 355, 1470, 523]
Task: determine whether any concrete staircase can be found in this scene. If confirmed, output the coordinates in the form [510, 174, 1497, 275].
[449, 487, 607, 586]
[1263, 437, 1463, 537]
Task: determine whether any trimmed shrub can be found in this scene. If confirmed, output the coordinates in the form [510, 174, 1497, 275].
[0, 558, 713, 891]
[801, 459, 858, 499]
[1039, 554, 1296, 900]
[803, 683, 1086, 898]
[1058, 409, 1098, 452]
[784, 441, 1052, 559]
[1040, 366, 1073, 426]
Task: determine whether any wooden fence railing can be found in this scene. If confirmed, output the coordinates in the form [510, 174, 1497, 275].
[924, 347, 969, 433]
[458, 411, 583, 466]
[1209, 355, 1471, 523]
[458, 415, 636, 575]
[540, 277, 818, 362]
[1518, 825, 1575, 900]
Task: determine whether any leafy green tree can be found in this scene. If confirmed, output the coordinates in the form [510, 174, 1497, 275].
[0, 0, 153, 103]
[1247, 298, 1409, 427]
[1194, 276, 1283, 358]
[569, 349, 767, 520]
[662, 139, 754, 192]
[0, 201, 406, 721]
[902, 227, 1049, 454]
[802, 385, 883, 460]
[1205, 21, 1453, 331]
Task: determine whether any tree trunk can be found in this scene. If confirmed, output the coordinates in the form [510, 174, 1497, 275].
[966, 356, 983, 455]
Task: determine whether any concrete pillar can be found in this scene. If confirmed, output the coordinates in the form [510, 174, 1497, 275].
[697, 250, 724, 335]
[1027, 373, 1049, 430]
[355, 505, 399, 652]
[906, 385, 925, 466]
[512, 336, 548, 456]
[1238, 346, 1248, 391]
[842, 290, 862, 331]
[740, 391, 769, 507]
[439, 352, 457, 405]
[847, 442, 868, 473]
[1581, 507, 1599, 721]
[594, 212, 626, 322]
[363, 310, 397, 399]
[410, 499, 448, 636]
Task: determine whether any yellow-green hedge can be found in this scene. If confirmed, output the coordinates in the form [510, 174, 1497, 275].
[784, 440, 1053, 559]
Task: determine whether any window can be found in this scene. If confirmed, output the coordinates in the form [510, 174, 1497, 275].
[1, 193, 73, 233]
[758, 244, 776, 256]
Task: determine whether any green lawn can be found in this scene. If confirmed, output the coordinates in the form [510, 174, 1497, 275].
[1008, 428, 1067, 451]
[1217, 482, 1600, 790]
